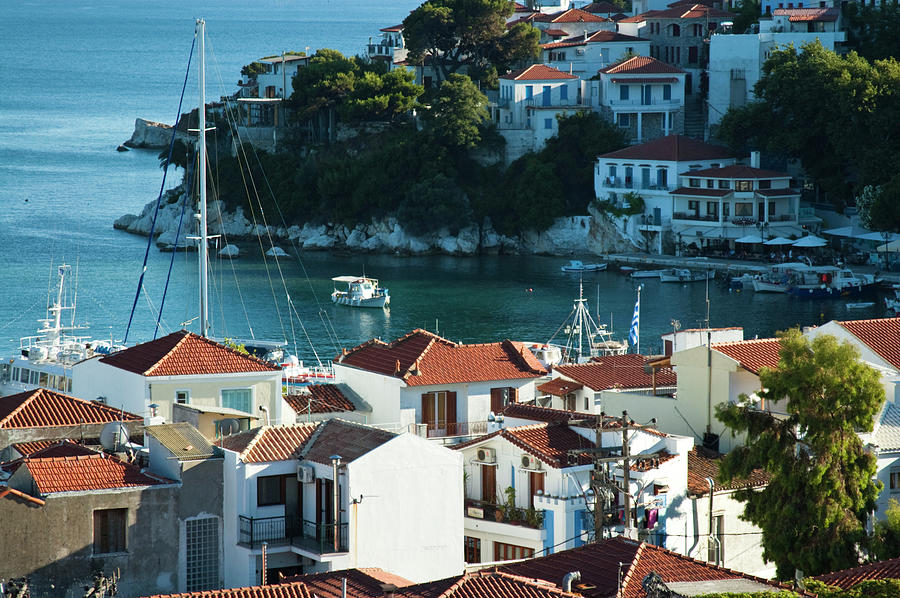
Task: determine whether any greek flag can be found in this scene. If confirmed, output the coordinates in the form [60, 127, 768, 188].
[629, 292, 640, 349]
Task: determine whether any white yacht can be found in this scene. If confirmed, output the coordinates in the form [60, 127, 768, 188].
[545, 282, 628, 364]
[331, 276, 390, 308]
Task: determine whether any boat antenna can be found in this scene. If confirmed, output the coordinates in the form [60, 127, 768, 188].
[197, 18, 209, 338]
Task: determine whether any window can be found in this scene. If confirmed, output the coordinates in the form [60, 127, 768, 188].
[620, 85, 629, 101]
[560, 84, 568, 101]
[490, 387, 516, 413]
[890, 468, 900, 492]
[735, 202, 753, 216]
[676, 47, 681, 62]
[718, 180, 730, 189]
[671, 24, 680, 37]
[176, 390, 190, 405]
[663, 84, 671, 100]
[735, 180, 753, 192]
[424, 390, 457, 435]
[93, 508, 127, 554]
[257, 475, 288, 506]
[769, 201, 776, 216]
[525, 85, 533, 100]
[544, 118, 553, 129]
[688, 200, 700, 214]
[30, 370, 38, 385]
[618, 113, 630, 127]
[542, 85, 552, 107]
[689, 46, 698, 64]
[186, 517, 220, 591]
[464, 537, 482, 563]
[706, 179, 714, 188]
[494, 542, 535, 561]
[657, 169, 667, 188]
[689, 178, 701, 188]
[20, 368, 29, 383]
[758, 179, 772, 189]
[723, 203, 730, 217]
[707, 202, 718, 217]
[222, 388, 252, 413]
[608, 165, 617, 179]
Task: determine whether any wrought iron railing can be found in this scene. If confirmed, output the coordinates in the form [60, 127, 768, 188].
[238, 515, 349, 553]
[464, 498, 544, 529]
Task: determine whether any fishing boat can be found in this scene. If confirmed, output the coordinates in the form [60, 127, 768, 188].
[629, 269, 666, 279]
[846, 302, 875, 309]
[658, 268, 714, 283]
[545, 281, 628, 364]
[331, 276, 390, 308]
[0, 264, 125, 397]
[786, 267, 876, 299]
[749, 262, 812, 293]
[561, 260, 608, 273]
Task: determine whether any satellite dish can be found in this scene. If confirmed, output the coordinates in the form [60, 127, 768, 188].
[100, 422, 129, 451]
[218, 418, 241, 437]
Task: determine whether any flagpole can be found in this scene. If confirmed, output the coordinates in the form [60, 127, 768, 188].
[629, 285, 642, 355]
[636, 285, 641, 354]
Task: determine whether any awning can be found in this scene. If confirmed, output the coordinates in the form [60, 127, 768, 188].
[236, 97, 284, 103]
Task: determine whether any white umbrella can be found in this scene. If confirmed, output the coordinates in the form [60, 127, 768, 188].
[858, 231, 900, 243]
[792, 234, 828, 248]
[763, 236, 795, 246]
[735, 235, 764, 244]
[823, 225, 869, 238]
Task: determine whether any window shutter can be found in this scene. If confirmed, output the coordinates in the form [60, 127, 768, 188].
[510, 387, 518, 403]
[446, 392, 457, 428]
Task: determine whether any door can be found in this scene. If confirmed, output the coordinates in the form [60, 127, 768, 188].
[284, 478, 302, 536]
[481, 464, 496, 503]
[758, 202, 765, 222]
[529, 471, 545, 509]
[542, 85, 551, 106]
[422, 391, 456, 436]
[642, 85, 651, 105]
[685, 73, 692, 95]
[315, 478, 334, 540]
[490, 388, 508, 413]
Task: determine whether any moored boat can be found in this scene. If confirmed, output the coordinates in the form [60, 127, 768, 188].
[561, 260, 608, 273]
[331, 276, 390, 308]
[787, 267, 876, 299]
[629, 269, 666, 279]
[545, 282, 628, 363]
[658, 268, 714, 283]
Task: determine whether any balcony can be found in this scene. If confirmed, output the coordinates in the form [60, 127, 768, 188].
[464, 498, 544, 530]
[607, 98, 681, 109]
[674, 212, 719, 222]
[367, 44, 397, 58]
[601, 177, 670, 191]
[238, 515, 349, 554]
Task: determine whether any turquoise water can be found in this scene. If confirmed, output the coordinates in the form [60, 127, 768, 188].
[0, 1, 885, 363]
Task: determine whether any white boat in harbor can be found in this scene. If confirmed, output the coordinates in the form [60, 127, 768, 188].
[629, 269, 666, 279]
[545, 282, 628, 363]
[561, 260, 608, 273]
[787, 267, 876, 299]
[658, 268, 714, 283]
[750, 262, 812, 294]
[0, 264, 125, 397]
[331, 276, 390, 308]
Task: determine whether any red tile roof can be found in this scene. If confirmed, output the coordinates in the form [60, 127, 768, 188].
[754, 187, 798, 197]
[620, 4, 733, 21]
[337, 329, 546, 386]
[217, 424, 318, 463]
[582, 1, 622, 13]
[544, 28, 570, 37]
[380, 24, 403, 32]
[21, 452, 172, 494]
[0, 388, 141, 429]
[2, 440, 97, 475]
[502, 536, 801, 598]
[537, 378, 584, 397]
[284, 384, 356, 414]
[99, 330, 280, 376]
[454, 423, 595, 468]
[837, 318, 900, 370]
[554, 354, 676, 391]
[686, 164, 788, 178]
[12, 439, 81, 457]
[600, 56, 685, 75]
[284, 569, 412, 598]
[398, 570, 581, 597]
[0, 485, 46, 507]
[142, 582, 312, 598]
[501, 64, 579, 81]
[501, 403, 666, 437]
[712, 338, 781, 375]
[773, 7, 839, 21]
[543, 30, 648, 49]
[670, 187, 733, 197]
[815, 557, 900, 590]
[687, 446, 770, 496]
[600, 135, 732, 162]
[300, 419, 396, 466]
[534, 8, 609, 22]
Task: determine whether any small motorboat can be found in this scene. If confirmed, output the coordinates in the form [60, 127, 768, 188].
[331, 276, 390, 308]
[629, 269, 666, 279]
[846, 302, 875, 309]
[561, 260, 608, 273]
[658, 268, 714, 283]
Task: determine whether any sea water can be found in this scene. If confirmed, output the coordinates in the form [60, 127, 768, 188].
[0, 0, 876, 362]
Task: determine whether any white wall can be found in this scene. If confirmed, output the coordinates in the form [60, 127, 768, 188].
[72, 358, 146, 417]
[543, 40, 652, 78]
[333, 364, 404, 426]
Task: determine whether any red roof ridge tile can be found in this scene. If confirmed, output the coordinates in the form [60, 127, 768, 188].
[0, 485, 46, 506]
[712, 337, 778, 347]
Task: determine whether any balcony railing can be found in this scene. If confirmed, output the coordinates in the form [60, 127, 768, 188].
[464, 498, 545, 530]
[238, 515, 349, 554]
[426, 420, 488, 439]
[608, 98, 681, 108]
[674, 212, 719, 222]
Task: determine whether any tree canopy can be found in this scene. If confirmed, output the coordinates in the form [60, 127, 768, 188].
[402, 0, 540, 86]
[716, 329, 885, 579]
[715, 42, 900, 227]
[422, 73, 489, 148]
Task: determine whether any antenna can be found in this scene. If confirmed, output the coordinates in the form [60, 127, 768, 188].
[705, 271, 711, 329]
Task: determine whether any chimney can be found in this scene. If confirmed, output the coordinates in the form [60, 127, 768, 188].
[750, 150, 760, 169]
[380, 584, 398, 597]
[563, 571, 582, 592]
[394, 359, 401, 374]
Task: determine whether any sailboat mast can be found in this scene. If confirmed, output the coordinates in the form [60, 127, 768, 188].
[197, 18, 209, 338]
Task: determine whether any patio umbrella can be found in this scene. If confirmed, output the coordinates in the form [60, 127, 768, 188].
[823, 225, 869, 238]
[735, 235, 764, 244]
[763, 236, 795, 245]
[858, 231, 900, 243]
[792, 234, 828, 248]
[876, 239, 900, 253]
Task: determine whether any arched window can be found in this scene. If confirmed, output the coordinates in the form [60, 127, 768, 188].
[671, 24, 680, 37]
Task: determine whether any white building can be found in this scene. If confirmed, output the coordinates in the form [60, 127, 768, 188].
[594, 135, 736, 253]
[219, 420, 463, 586]
[366, 24, 407, 66]
[73, 330, 283, 427]
[541, 30, 651, 78]
[333, 329, 547, 441]
[496, 64, 589, 163]
[707, 9, 846, 129]
[596, 56, 687, 144]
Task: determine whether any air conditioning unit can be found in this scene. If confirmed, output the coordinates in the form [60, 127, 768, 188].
[477, 447, 496, 463]
[521, 454, 542, 470]
[297, 464, 315, 484]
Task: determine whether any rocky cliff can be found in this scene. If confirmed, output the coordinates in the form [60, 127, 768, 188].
[115, 187, 637, 256]
[123, 118, 191, 149]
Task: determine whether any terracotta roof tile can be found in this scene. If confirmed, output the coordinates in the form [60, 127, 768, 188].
[712, 338, 781, 375]
[534, 8, 609, 22]
[2, 440, 97, 475]
[0, 485, 46, 506]
[623, 4, 733, 20]
[582, 1, 622, 13]
[22, 451, 172, 494]
[537, 378, 584, 397]
[543, 30, 648, 49]
[397, 570, 581, 597]
[99, 330, 280, 376]
[454, 423, 594, 468]
[299, 419, 396, 466]
[141, 581, 312, 598]
[554, 354, 676, 391]
[600, 135, 732, 162]
[0, 388, 141, 429]
[284, 384, 356, 414]
[501, 64, 579, 81]
[670, 186, 732, 197]
[686, 164, 788, 178]
[217, 424, 318, 463]
[284, 568, 412, 598]
[502, 536, 802, 598]
[837, 317, 900, 370]
[687, 446, 770, 496]
[773, 7, 839, 21]
[600, 56, 685, 75]
[630, 450, 676, 472]
[11, 439, 81, 457]
[543, 28, 570, 37]
[501, 403, 668, 437]
[815, 557, 900, 590]
[337, 330, 546, 386]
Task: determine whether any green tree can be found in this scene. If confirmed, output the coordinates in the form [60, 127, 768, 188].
[158, 139, 191, 171]
[716, 329, 885, 579]
[843, 3, 900, 62]
[730, 0, 760, 34]
[397, 174, 473, 235]
[402, 0, 539, 86]
[342, 69, 423, 123]
[422, 74, 489, 149]
[872, 498, 900, 560]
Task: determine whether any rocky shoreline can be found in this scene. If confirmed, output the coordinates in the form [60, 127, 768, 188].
[114, 186, 638, 257]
